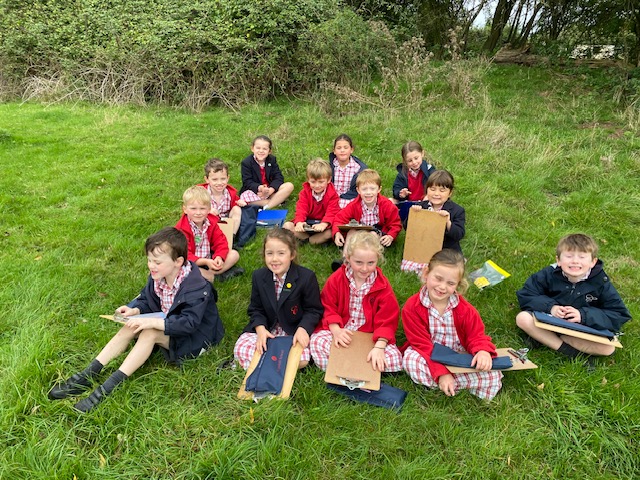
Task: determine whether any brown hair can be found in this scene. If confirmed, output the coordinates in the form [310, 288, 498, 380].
[145, 227, 188, 264]
[422, 249, 468, 294]
[262, 228, 298, 263]
[204, 158, 229, 177]
[252, 135, 273, 149]
[355, 169, 382, 188]
[556, 233, 598, 258]
[425, 170, 454, 192]
[306, 158, 332, 180]
[333, 133, 353, 149]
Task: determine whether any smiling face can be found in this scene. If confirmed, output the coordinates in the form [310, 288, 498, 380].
[404, 150, 423, 172]
[264, 238, 295, 278]
[333, 139, 354, 165]
[426, 185, 451, 209]
[357, 182, 381, 207]
[422, 264, 462, 306]
[346, 247, 379, 284]
[308, 176, 329, 194]
[205, 169, 229, 194]
[251, 139, 271, 163]
[183, 201, 209, 227]
[147, 246, 184, 285]
[556, 249, 597, 283]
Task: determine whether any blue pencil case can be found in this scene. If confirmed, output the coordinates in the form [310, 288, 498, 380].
[326, 382, 408, 412]
[534, 311, 615, 339]
[431, 343, 513, 370]
[245, 336, 293, 395]
[397, 201, 419, 222]
[256, 209, 287, 227]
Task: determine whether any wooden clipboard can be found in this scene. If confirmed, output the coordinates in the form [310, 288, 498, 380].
[445, 348, 538, 373]
[403, 209, 446, 264]
[100, 312, 166, 325]
[324, 331, 381, 391]
[237, 343, 303, 400]
[337, 223, 374, 233]
[533, 319, 623, 348]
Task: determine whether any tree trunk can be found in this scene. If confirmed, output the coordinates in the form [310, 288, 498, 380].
[483, 0, 516, 52]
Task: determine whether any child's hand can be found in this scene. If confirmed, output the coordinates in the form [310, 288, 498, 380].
[471, 350, 492, 371]
[115, 306, 140, 317]
[237, 199, 247, 207]
[550, 305, 582, 323]
[293, 327, 310, 349]
[294, 222, 306, 233]
[196, 258, 217, 271]
[331, 327, 353, 348]
[312, 222, 328, 232]
[367, 347, 386, 372]
[438, 374, 456, 396]
[379, 234, 393, 247]
[255, 326, 275, 355]
[127, 316, 164, 334]
[399, 188, 411, 199]
[211, 256, 224, 271]
[410, 204, 422, 210]
[334, 232, 345, 247]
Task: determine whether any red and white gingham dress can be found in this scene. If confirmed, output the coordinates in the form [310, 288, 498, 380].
[333, 157, 360, 209]
[310, 267, 403, 372]
[402, 287, 503, 400]
[233, 272, 311, 369]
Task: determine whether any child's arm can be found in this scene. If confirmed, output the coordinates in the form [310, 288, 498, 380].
[379, 197, 402, 241]
[240, 156, 263, 193]
[438, 374, 456, 396]
[292, 185, 312, 225]
[515, 268, 560, 313]
[371, 282, 399, 345]
[297, 271, 325, 335]
[455, 299, 498, 358]
[255, 325, 275, 354]
[321, 186, 341, 228]
[577, 282, 631, 331]
[209, 222, 230, 262]
[329, 323, 353, 347]
[443, 202, 465, 240]
[320, 274, 348, 332]
[366, 338, 389, 371]
[246, 271, 270, 331]
[392, 170, 408, 200]
[470, 350, 492, 371]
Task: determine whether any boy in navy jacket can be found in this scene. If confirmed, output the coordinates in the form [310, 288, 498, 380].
[516, 233, 630, 360]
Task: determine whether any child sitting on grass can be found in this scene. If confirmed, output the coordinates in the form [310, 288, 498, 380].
[175, 186, 243, 282]
[332, 169, 401, 248]
[239, 135, 294, 210]
[391, 141, 436, 204]
[515, 233, 631, 363]
[310, 232, 403, 373]
[283, 158, 340, 245]
[402, 170, 466, 274]
[402, 249, 503, 401]
[329, 134, 367, 208]
[48, 227, 225, 412]
[233, 228, 323, 369]
[199, 158, 245, 237]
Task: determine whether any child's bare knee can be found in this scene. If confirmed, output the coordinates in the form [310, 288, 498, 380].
[515, 311, 534, 329]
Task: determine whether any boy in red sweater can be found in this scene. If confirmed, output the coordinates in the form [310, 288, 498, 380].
[198, 158, 245, 237]
[283, 158, 340, 245]
[332, 169, 401, 248]
[175, 186, 243, 282]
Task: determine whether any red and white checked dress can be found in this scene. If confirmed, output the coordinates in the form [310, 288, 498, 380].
[402, 287, 503, 400]
[310, 266, 402, 372]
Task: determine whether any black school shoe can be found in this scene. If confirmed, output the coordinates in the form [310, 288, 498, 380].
[48, 373, 91, 400]
[216, 266, 245, 282]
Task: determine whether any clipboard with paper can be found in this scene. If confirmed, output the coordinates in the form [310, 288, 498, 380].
[402, 209, 447, 265]
[533, 311, 623, 348]
[324, 331, 381, 391]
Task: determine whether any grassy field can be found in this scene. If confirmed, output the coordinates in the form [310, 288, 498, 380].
[0, 65, 638, 479]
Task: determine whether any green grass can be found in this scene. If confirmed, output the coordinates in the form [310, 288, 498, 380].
[0, 65, 638, 479]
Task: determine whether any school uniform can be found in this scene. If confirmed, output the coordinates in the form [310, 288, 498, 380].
[401, 290, 502, 400]
[392, 161, 436, 201]
[516, 260, 631, 332]
[329, 153, 367, 204]
[240, 153, 285, 195]
[175, 213, 229, 263]
[128, 262, 224, 363]
[197, 183, 240, 218]
[292, 182, 340, 226]
[233, 263, 323, 369]
[331, 193, 402, 240]
[309, 265, 403, 372]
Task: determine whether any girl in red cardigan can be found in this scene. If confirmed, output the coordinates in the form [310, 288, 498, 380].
[309, 231, 402, 372]
[402, 249, 503, 400]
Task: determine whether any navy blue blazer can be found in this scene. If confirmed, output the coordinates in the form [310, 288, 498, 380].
[243, 263, 323, 336]
[240, 154, 285, 194]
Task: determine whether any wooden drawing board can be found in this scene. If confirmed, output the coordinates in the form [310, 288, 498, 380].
[99, 315, 126, 324]
[533, 319, 623, 348]
[217, 218, 234, 251]
[237, 343, 303, 400]
[337, 224, 374, 233]
[100, 312, 166, 325]
[403, 209, 447, 264]
[445, 348, 538, 373]
[324, 331, 381, 391]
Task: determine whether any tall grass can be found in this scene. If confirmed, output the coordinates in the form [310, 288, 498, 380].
[0, 65, 638, 479]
